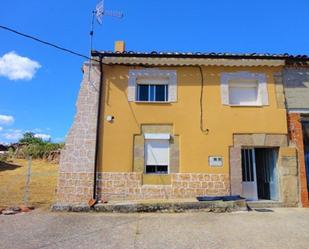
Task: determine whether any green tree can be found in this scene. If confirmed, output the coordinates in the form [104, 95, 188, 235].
[19, 132, 44, 145]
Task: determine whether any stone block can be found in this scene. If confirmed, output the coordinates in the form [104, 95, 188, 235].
[169, 135, 180, 173]
[252, 134, 266, 146]
[142, 125, 173, 134]
[211, 175, 220, 181]
[264, 135, 288, 147]
[280, 147, 297, 157]
[230, 147, 242, 195]
[188, 182, 201, 188]
[280, 176, 299, 207]
[133, 159, 144, 172]
[234, 134, 253, 146]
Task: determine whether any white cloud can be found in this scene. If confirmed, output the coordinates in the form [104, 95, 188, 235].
[34, 133, 51, 141]
[0, 115, 14, 125]
[0, 51, 41, 80]
[3, 129, 23, 140]
[0, 127, 3, 131]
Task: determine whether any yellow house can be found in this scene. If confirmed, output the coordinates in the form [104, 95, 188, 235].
[55, 42, 300, 207]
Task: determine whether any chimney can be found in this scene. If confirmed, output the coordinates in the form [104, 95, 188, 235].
[114, 41, 125, 53]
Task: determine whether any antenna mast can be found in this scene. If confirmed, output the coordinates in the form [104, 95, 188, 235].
[89, 0, 123, 87]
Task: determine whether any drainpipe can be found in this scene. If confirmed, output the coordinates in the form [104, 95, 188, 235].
[93, 55, 104, 201]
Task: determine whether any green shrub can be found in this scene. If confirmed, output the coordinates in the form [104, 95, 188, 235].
[16, 132, 65, 159]
[0, 153, 8, 163]
[22, 143, 63, 159]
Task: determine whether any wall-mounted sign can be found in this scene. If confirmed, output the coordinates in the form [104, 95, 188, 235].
[209, 156, 223, 167]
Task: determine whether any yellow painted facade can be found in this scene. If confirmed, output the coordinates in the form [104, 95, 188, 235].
[97, 65, 287, 175]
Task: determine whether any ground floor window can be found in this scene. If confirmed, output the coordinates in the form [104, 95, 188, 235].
[145, 165, 168, 174]
[145, 138, 169, 174]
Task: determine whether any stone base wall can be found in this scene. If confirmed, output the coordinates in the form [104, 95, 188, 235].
[55, 172, 94, 205]
[96, 173, 229, 200]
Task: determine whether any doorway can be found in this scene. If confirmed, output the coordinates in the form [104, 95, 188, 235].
[241, 148, 278, 201]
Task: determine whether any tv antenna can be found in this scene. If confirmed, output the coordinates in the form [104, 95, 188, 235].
[88, 0, 123, 89]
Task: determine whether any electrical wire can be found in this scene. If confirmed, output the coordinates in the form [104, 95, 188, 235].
[0, 24, 102, 92]
[0, 24, 100, 62]
[198, 66, 209, 134]
[1, 24, 209, 133]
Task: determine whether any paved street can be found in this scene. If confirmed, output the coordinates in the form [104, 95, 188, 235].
[1, 208, 309, 249]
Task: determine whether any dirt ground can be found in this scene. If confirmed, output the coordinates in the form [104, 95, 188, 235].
[1, 208, 309, 249]
[0, 159, 58, 209]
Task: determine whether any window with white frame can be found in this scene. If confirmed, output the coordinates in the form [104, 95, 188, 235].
[128, 69, 177, 102]
[144, 134, 170, 174]
[221, 72, 269, 106]
[137, 83, 169, 102]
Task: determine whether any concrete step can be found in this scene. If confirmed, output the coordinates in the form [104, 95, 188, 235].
[246, 200, 284, 209]
[52, 199, 248, 213]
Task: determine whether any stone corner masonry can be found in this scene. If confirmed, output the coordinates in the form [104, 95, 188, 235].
[54, 64, 100, 205]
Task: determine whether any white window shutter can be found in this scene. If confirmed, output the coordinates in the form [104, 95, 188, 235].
[221, 75, 229, 105]
[128, 74, 136, 102]
[145, 139, 169, 166]
[229, 82, 258, 105]
[168, 73, 177, 102]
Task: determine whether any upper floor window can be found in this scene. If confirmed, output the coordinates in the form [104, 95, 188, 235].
[221, 72, 269, 106]
[128, 69, 177, 103]
[229, 80, 258, 105]
[137, 84, 168, 102]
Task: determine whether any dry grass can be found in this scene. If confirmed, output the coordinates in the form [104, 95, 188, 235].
[0, 159, 58, 209]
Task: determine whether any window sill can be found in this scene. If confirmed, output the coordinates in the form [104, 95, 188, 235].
[144, 173, 169, 175]
[135, 101, 172, 104]
[228, 104, 264, 107]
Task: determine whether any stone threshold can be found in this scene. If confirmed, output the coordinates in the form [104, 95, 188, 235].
[52, 199, 248, 213]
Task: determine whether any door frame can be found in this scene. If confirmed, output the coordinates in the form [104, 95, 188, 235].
[241, 148, 258, 201]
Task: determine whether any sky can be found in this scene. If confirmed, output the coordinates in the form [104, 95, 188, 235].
[1, 0, 309, 144]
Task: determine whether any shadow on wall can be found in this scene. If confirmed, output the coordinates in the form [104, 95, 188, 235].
[284, 69, 309, 88]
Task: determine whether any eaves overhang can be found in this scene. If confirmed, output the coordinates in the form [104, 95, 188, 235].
[91, 51, 309, 67]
